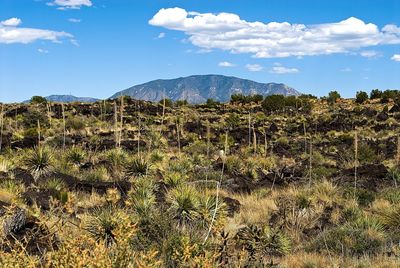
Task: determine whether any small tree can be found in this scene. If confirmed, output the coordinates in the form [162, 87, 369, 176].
[327, 91, 341, 104]
[262, 95, 285, 112]
[370, 89, 382, 99]
[355, 91, 368, 104]
[31, 96, 47, 105]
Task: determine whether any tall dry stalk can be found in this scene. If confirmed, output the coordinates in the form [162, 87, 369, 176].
[46, 103, 52, 128]
[0, 104, 4, 152]
[354, 130, 358, 192]
[137, 103, 141, 155]
[248, 112, 251, 148]
[37, 120, 41, 148]
[396, 134, 400, 167]
[303, 121, 307, 154]
[114, 101, 118, 149]
[119, 96, 124, 148]
[100, 101, 103, 121]
[253, 125, 257, 154]
[308, 135, 313, 187]
[160, 90, 166, 134]
[62, 103, 66, 151]
[176, 117, 181, 154]
[206, 120, 210, 158]
[264, 129, 268, 157]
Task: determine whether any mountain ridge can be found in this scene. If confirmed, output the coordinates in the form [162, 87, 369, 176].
[111, 74, 301, 103]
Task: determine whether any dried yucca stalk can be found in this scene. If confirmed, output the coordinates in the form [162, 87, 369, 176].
[0, 104, 3, 152]
[62, 103, 66, 151]
[354, 130, 359, 191]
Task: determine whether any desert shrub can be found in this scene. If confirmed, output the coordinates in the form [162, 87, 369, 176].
[262, 95, 285, 112]
[30, 96, 47, 104]
[22, 110, 49, 129]
[327, 91, 341, 104]
[309, 217, 386, 256]
[159, 98, 173, 107]
[66, 116, 86, 131]
[83, 166, 109, 181]
[224, 113, 241, 129]
[370, 89, 382, 99]
[24, 146, 53, 180]
[356, 91, 369, 104]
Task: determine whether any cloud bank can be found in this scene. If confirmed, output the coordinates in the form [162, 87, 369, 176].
[0, 18, 72, 44]
[149, 7, 400, 58]
[47, 0, 92, 10]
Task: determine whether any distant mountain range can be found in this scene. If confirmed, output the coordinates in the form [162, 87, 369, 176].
[111, 74, 301, 103]
[19, 75, 300, 104]
[24, 95, 99, 103]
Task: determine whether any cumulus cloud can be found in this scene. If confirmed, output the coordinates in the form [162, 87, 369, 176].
[149, 8, 400, 58]
[360, 50, 380, 58]
[270, 66, 299, 74]
[47, 0, 92, 10]
[1, 18, 22, 27]
[340, 67, 352, 72]
[391, 54, 400, 62]
[157, 32, 166, 39]
[38, 48, 49, 53]
[218, 61, 236, 67]
[68, 18, 81, 23]
[0, 18, 73, 44]
[246, 64, 263, 72]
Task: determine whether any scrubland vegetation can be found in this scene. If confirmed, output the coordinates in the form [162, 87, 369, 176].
[1, 90, 400, 267]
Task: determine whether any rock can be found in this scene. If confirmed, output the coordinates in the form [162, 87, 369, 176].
[2, 208, 27, 237]
[222, 196, 241, 217]
[377, 112, 389, 121]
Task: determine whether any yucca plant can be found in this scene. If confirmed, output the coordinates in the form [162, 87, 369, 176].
[167, 185, 200, 226]
[66, 147, 86, 166]
[128, 177, 156, 217]
[163, 172, 186, 188]
[235, 224, 291, 259]
[380, 205, 400, 232]
[124, 157, 150, 177]
[197, 193, 227, 229]
[84, 205, 121, 247]
[24, 146, 53, 180]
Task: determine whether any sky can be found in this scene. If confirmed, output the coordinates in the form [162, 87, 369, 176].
[1, 0, 400, 103]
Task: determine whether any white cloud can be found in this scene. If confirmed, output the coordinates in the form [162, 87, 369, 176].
[218, 61, 236, 67]
[360, 50, 380, 58]
[0, 18, 73, 44]
[1, 18, 22, 27]
[38, 48, 49, 53]
[340, 67, 352, 72]
[149, 8, 400, 58]
[270, 66, 299, 74]
[47, 0, 92, 9]
[246, 64, 263, 72]
[68, 18, 81, 23]
[157, 32, 166, 39]
[391, 54, 400, 62]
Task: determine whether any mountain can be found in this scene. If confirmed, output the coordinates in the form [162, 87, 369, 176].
[24, 95, 99, 103]
[110, 75, 301, 103]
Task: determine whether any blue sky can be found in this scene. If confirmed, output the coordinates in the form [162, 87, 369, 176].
[1, 0, 400, 102]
